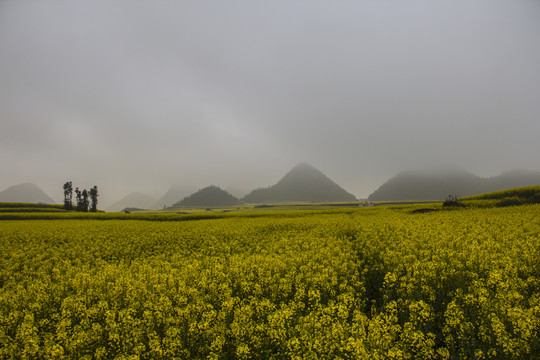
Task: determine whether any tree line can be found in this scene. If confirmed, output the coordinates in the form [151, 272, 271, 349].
[63, 181, 98, 212]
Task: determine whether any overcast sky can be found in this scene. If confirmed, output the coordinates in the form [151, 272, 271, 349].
[1, 0, 539, 206]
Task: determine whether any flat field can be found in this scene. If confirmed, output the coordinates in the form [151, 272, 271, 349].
[0, 205, 539, 359]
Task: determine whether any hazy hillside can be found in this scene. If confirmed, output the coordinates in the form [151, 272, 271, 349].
[242, 163, 357, 203]
[153, 184, 197, 209]
[106, 192, 157, 212]
[488, 169, 540, 192]
[0, 183, 56, 204]
[368, 169, 540, 201]
[172, 186, 241, 207]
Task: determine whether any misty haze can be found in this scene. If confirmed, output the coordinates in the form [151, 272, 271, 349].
[1, 0, 539, 208]
[2, 2, 540, 358]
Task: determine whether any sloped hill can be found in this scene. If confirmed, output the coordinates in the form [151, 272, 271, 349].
[0, 183, 55, 204]
[462, 186, 540, 208]
[106, 192, 157, 212]
[173, 186, 240, 207]
[464, 185, 540, 201]
[368, 169, 540, 201]
[153, 184, 196, 209]
[488, 169, 540, 192]
[242, 163, 357, 203]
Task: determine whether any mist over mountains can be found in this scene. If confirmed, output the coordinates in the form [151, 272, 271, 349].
[105, 192, 158, 212]
[3, 165, 540, 209]
[154, 185, 198, 210]
[368, 169, 540, 201]
[1, 1, 539, 213]
[242, 163, 357, 203]
[105, 185, 198, 212]
[0, 183, 55, 204]
[172, 186, 241, 208]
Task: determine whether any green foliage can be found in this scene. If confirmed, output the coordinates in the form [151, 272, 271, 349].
[0, 205, 539, 359]
[89, 186, 98, 213]
[63, 182, 73, 210]
[63, 182, 98, 212]
[74, 188, 83, 212]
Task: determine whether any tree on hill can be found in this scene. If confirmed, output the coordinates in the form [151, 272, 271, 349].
[63, 181, 73, 210]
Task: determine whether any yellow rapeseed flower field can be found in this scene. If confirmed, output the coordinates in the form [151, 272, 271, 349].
[0, 205, 539, 359]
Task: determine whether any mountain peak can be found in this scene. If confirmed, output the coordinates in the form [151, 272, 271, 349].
[0, 183, 55, 204]
[173, 186, 240, 207]
[291, 162, 316, 171]
[243, 164, 356, 203]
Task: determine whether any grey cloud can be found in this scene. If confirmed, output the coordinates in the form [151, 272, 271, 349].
[1, 0, 539, 206]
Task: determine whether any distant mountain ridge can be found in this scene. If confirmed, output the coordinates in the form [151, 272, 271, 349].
[105, 192, 157, 212]
[153, 184, 196, 209]
[0, 183, 55, 204]
[368, 169, 540, 201]
[242, 163, 357, 203]
[489, 169, 540, 190]
[172, 186, 240, 207]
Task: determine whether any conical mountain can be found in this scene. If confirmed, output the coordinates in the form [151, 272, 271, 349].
[173, 186, 240, 207]
[368, 169, 483, 201]
[242, 163, 357, 203]
[0, 183, 55, 203]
